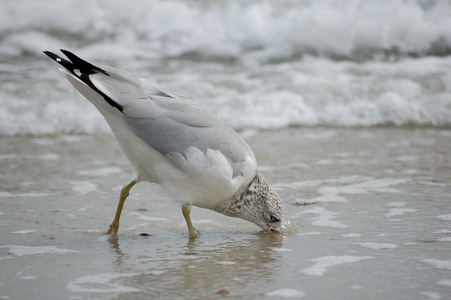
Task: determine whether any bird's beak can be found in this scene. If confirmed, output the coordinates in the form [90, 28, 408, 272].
[267, 224, 282, 233]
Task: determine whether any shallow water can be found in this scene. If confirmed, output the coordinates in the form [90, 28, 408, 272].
[1, 127, 450, 299]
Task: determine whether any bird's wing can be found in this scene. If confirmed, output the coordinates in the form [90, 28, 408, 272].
[44, 50, 256, 180]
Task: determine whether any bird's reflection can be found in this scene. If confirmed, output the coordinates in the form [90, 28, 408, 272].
[107, 231, 287, 298]
[108, 236, 123, 257]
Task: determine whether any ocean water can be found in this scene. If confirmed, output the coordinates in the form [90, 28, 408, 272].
[1, 0, 451, 135]
[1, 1, 451, 299]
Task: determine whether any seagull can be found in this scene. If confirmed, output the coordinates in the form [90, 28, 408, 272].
[44, 50, 284, 238]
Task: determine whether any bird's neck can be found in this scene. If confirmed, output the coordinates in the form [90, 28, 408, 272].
[213, 172, 261, 218]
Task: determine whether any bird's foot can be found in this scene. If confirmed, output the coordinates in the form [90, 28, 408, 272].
[188, 227, 200, 239]
[106, 224, 118, 236]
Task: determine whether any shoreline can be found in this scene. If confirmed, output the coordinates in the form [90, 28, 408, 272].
[1, 127, 450, 299]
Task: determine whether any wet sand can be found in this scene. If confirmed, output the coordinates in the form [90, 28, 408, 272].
[1, 127, 450, 299]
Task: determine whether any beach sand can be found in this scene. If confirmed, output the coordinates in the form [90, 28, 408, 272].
[1, 127, 450, 299]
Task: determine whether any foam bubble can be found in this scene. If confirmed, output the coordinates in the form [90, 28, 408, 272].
[354, 242, 398, 250]
[78, 167, 122, 177]
[385, 208, 417, 218]
[70, 181, 98, 195]
[437, 214, 451, 221]
[1, 245, 78, 256]
[342, 233, 361, 238]
[298, 207, 347, 229]
[433, 229, 451, 234]
[137, 215, 169, 222]
[437, 280, 451, 287]
[420, 292, 442, 300]
[216, 261, 236, 265]
[38, 153, 59, 160]
[67, 273, 140, 293]
[350, 285, 363, 290]
[309, 178, 408, 203]
[269, 247, 292, 252]
[423, 259, 451, 270]
[302, 256, 373, 276]
[265, 288, 305, 298]
[0, 192, 53, 198]
[386, 202, 406, 207]
[297, 232, 321, 236]
[11, 230, 37, 235]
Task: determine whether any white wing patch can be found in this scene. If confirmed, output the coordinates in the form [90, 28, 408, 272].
[164, 147, 239, 208]
[167, 147, 233, 183]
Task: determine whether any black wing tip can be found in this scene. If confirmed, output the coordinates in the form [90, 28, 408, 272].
[42, 49, 71, 56]
[43, 49, 123, 112]
[43, 49, 69, 59]
[43, 49, 108, 76]
[61, 49, 108, 75]
[43, 50, 58, 60]
[44, 50, 76, 70]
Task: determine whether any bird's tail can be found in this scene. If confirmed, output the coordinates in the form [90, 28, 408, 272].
[44, 49, 124, 112]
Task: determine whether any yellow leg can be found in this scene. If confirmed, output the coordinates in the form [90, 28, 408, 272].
[182, 204, 198, 239]
[106, 180, 136, 236]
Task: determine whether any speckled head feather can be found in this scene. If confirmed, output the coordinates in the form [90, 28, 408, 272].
[215, 173, 284, 232]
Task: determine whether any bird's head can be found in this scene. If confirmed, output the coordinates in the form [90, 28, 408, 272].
[217, 173, 285, 233]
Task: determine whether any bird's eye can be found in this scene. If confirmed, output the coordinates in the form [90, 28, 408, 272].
[269, 215, 279, 223]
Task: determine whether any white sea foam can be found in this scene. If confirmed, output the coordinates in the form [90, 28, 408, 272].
[2, 1, 451, 60]
[11, 230, 37, 235]
[302, 256, 373, 276]
[78, 167, 122, 177]
[70, 181, 98, 195]
[385, 208, 417, 218]
[1, 0, 451, 136]
[0, 192, 53, 198]
[38, 153, 59, 160]
[433, 229, 451, 234]
[297, 207, 347, 229]
[67, 273, 140, 293]
[265, 288, 305, 298]
[420, 292, 442, 300]
[269, 247, 292, 252]
[437, 280, 451, 287]
[354, 242, 398, 250]
[386, 202, 406, 207]
[342, 233, 361, 238]
[349, 285, 363, 290]
[423, 259, 451, 270]
[377, 233, 393, 237]
[436, 214, 451, 221]
[0, 245, 78, 256]
[216, 261, 236, 265]
[137, 215, 169, 222]
[121, 223, 148, 232]
[295, 177, 407, 204]
[297, 232, 321, 236]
